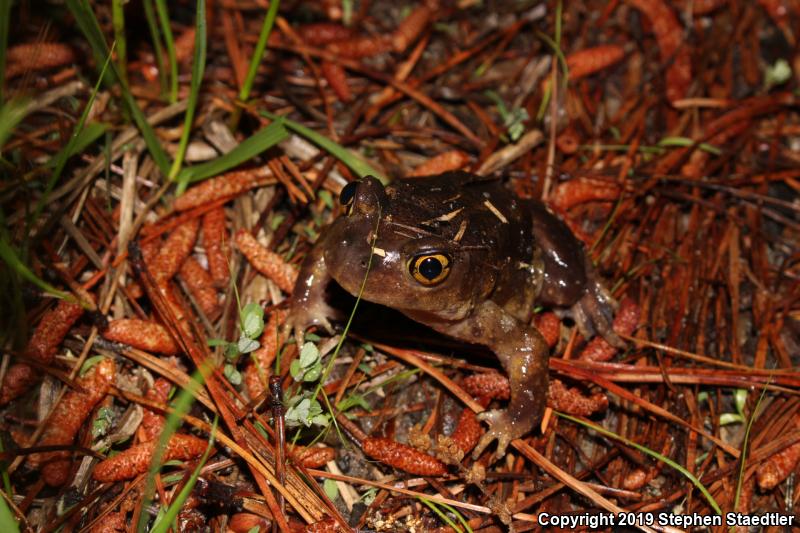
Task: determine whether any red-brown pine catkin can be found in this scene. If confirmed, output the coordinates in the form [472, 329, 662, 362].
[0, 300, 85, 405]
[289, 445, 335, 468]
[757, 414, 800, 490]
[139, 378, 172, 441]
[407, 150, 469, 178]
[234, 230, 298, 293]
[88, 511, 126, 533]
[149, 217, 200, 283]
[178, 257, 219, 317]
[449, 408, 483, 455]
[362, 437, 447, 476]
[627, 0, 691, 104]
[5, 42, 76, 79]
[93, 433, 208, 483]
[579, 298, 639, 362]
[28, 358, 116, 486]
[103, 318, 180, 355]
[547, 379, 608, 416]
[202, 207, 231, 288]
[565, 44, 625, 81]
[173, 167, 272, 211]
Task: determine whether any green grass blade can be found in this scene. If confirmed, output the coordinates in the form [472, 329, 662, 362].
[0, 96, 31, 154]
[44, 122, 108, 168]
[0, 207, 28, 349]
[136, 367, 207, 533]
[733, 384, 770, 523]
[0, 491, 18, 533]
[434, 500, 473, 533]
[313, 211, 381, 443]
[420, 498, 463, 533]
[65, 0, 171, 175]
[150, 416, 218, 533]
[559, 412, 722, 514]
[260, 111, 387, 183]
[239, 0, 279, 103]
[143, 0, 168, 98]
[66, 0, 114, 87]
[0, 433, 13, 501]
[0, 238, 73, 302]
[111, 0, 127, 86]
[658, 136, 722, 156]
[30, 47, 114, 227]
[120, 83, 171, 176]
[176, 119, 289, 190]
[153, 0, 178, 103]
[0, 0, 10, 104]
[168, 0, 206, 181]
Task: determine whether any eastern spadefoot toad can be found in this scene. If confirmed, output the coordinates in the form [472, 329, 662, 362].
[286, 172, 623, 458]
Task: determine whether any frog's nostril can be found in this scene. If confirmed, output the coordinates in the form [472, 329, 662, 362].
[360, 260, 367, 268]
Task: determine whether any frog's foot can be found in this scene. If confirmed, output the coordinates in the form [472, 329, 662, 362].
[569, 277, 625, 349]
[472, 409, 533, 460]
[283, 299, 342, 345]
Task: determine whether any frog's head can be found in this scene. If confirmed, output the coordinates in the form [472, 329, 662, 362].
[323, 176, 494, 320]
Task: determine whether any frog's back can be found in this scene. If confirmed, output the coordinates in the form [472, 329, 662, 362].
[385, 172, 532, 253]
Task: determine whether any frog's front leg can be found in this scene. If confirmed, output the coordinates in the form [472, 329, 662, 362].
[284, 230, 341, 343]
[426, 301, 550, 459]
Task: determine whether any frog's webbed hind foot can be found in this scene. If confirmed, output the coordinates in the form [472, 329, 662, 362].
[472, 409, 532, 460]
[568, 267, 625, 349]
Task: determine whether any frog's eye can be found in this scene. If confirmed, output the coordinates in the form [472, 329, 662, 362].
[408, 253, 451, 286]
[339, 181, 358, 214]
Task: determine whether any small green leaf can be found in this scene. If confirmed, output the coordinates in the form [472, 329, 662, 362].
[303, 332, 321, 342]
[241, 303, 265, 338]
[224, 342, 240, 360]
[360, 488, 378, 506]
[80, 356, 106, 376]
[285, 397, 329, 428]
[237, 336, 260, 355]
[269, 213, 285, 231]
[246, 527, 261, 533]
[310, 413, 330, 426]
[286, 398, 311, 425]
[289, 359, 302, 381]
[765, 58, 792, 89]
[734, 388, 747, 416]
[299, 342, 319, 368]
[303, 364, 322, 383]
[307, 399, 323, 418]
[720, 413, 745, 426]
[92, 406, 114, 438]
[337, 394, 370, 412]
[323, 479, 339, 501]
[207, 338, 228, 347]
[223, 364, 242, 386]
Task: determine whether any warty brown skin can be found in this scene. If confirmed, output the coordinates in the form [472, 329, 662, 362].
[286, 172, 622, 458]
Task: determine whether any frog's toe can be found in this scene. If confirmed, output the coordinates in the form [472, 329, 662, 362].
[284, 300, 341, 342]
[472, 409, 521, 460]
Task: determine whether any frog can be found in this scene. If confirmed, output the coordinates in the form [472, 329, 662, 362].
[286, 172, 623, 459]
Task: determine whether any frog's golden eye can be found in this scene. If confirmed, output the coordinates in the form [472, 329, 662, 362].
[339, 181, 358, 214]
[408, 253, 451, 286]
